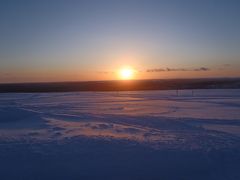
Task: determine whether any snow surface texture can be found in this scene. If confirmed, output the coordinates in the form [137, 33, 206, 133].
[0, 89, 240, 180]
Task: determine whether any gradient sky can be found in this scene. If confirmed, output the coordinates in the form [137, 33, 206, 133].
[0, 0, 240, 82]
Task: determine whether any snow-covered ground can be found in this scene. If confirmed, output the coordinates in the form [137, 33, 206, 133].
[0, 89, 240, 179]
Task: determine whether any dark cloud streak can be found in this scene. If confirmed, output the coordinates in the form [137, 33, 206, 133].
[146, 67, 210, 73]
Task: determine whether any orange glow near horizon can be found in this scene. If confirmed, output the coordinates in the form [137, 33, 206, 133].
[1, 64, 240, 83]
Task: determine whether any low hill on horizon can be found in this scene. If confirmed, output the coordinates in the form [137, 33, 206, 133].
[0, 78, 240, 93]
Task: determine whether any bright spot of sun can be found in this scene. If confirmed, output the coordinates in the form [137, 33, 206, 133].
[119, 67, 134, 80]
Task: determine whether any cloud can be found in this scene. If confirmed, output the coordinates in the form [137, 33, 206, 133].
[146, 67, 210, 73]
[146, 68, 165, 72]
[0, 72, 10, 76]
[166, 68, 187, 71]
[193, 67, 210, 71]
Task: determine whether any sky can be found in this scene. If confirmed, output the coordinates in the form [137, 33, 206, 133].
[0, 0, 240, 83]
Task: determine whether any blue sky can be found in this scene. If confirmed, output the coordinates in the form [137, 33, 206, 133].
[0, 0, 240, 82]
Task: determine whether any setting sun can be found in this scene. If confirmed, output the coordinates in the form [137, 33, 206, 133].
[119, 67, 134, 80]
